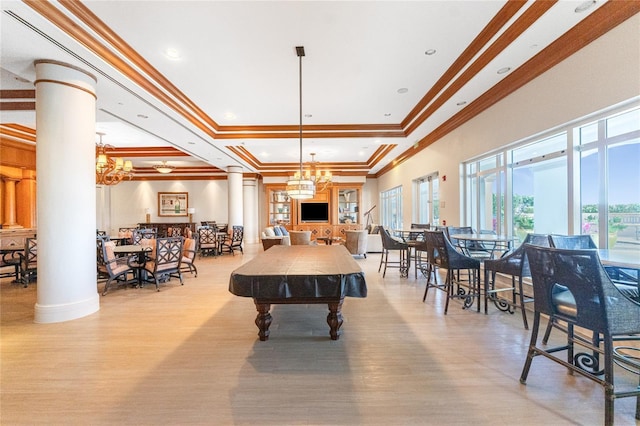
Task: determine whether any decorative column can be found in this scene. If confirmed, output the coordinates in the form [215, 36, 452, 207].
[227, 165, 243, 229]
[2, 178, 20, 228]
[34, 60, 99, 323]
[243, 177, 258, 244]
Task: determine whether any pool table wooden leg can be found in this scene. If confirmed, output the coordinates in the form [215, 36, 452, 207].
[327, 298, 344, 340]
[254, 302, 272, 341]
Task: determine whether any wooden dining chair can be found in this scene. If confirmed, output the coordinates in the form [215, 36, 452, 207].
[180, 237, 198, 277]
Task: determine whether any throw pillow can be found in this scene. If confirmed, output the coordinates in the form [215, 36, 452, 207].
[264, 227, 276, 237]
[273, 226, 282, 236]
[279, 226, 289, 236]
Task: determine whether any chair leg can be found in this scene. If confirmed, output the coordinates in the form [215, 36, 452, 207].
[444, 271, 453, 315]
[517, 276, 529, 330]
[519, 311, 541, 384]
[378, 251, 384, 273]
[542, 317, 555, 345]
[422, 264, 433, 302]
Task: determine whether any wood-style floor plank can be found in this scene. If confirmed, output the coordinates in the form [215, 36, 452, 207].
[1, 243, 638, 425]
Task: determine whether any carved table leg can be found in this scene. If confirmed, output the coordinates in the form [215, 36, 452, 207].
[254, 301, 272, 341]
[327, 299, 344, 340]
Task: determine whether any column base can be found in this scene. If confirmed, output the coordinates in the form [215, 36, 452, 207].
[34, 293, 100, 323]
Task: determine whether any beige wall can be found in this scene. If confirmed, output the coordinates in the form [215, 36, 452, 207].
[378, 14, 640, 229]
[105, 179, 229, 235]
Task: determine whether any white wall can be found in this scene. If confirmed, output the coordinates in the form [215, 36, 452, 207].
[105, 179, 229, 234]
[377, 14, 640, 229]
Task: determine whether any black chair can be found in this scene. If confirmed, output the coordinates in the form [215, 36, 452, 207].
[544, 234, 639, 343]
[132, 228, 157, 245]
[422, 230, 481, 314]
[378, 226, 409, 277]
[20, 238, 38, 287]
[221, 225, 244, 255]
[520, 244, 640, 426]
[197, 227, 218, 257]
[446, 226, 493, 260]
[483, 233, 553, 329]
[180, 237, 198, 277]
[97, 236, 136, 296]
[143, 237, 184, 291]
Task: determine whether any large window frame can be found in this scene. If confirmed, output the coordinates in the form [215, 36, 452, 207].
[413, 172, 439, 226]
[463, 100, 639, 249]
[380, 185, 403, 231]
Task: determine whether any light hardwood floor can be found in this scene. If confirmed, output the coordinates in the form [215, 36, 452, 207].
[1, 243, 638, 425]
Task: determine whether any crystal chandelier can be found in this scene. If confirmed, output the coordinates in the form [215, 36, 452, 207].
[95, 132, 133, 185]
[286, 46, 315, 200]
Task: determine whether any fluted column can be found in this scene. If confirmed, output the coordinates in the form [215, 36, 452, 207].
[2, 178, 20, 228]
[34, 60, 99, 323]
[242, 177, 258, 244]
[227, 165, 243, 229]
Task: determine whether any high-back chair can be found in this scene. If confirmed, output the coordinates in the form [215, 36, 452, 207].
[483, 233, 553, 329]
[97, 237, 136, 296]
[378, 226, 409, 278]
[132, 228, 157, 245]
[221, 225, 244, 255]
[422, 230, 481, 314]
[550, 234, 597, 249]
[20, 238, 38, 287]
[197, 227, 217, 257]
[521, 244, 640, 426]
[143, 237, 183, 291]
[180, 237, 198, 277]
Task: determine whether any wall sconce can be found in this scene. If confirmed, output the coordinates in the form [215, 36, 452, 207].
[145, 207, 151, 223]
[188, 207, 195, 223]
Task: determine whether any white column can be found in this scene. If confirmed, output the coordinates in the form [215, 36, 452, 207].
[243, 177, 258, 244]
[227, 165, 244, 229]
[34, 60, 99, 323]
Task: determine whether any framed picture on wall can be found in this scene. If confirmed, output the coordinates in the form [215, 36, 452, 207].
[158, 192, 188, 217]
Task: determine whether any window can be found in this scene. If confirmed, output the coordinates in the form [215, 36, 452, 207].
[414, 173, 439, 225]
[579, 107, 640, 249]
[464, 102, 639, 249]
[381, 186, 403, 231]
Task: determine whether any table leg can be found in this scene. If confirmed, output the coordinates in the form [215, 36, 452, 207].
[327, 299, 344, 340]
[254, 302, 272, 341]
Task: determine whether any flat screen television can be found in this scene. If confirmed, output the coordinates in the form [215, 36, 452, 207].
[300, 202, 329, 222]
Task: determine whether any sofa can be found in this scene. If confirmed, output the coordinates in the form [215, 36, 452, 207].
[261, 225, 291, 246]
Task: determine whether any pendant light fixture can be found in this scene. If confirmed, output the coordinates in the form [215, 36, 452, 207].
[286, 46, 315, 200]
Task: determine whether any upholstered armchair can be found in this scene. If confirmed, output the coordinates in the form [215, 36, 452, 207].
[289, 230, 313, 245]
[344, 230, 368, 258]
[97, 237, 135, 296]
[180, 237, 198, 277]
[143, 237, 183, 291]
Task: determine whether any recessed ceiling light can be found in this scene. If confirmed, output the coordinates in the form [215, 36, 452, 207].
[164, 47, 181, 60]
[456, 101, 467, 106]
[224, 112, 236, 120]
[497, 67, 511, 74]
[187, 141, 195, 145]
[137, 114, 148, 119]
[397, 88, 408, 94]
[425, 49, 436, 56]
[304, 114, 312, 118]
[575, 0, 596, 13]
[384, 113, 391, 117]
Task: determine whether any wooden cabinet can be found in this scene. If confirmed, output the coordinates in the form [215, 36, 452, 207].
[338, 188, 360, 224]
[264, 184, 364, 240]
